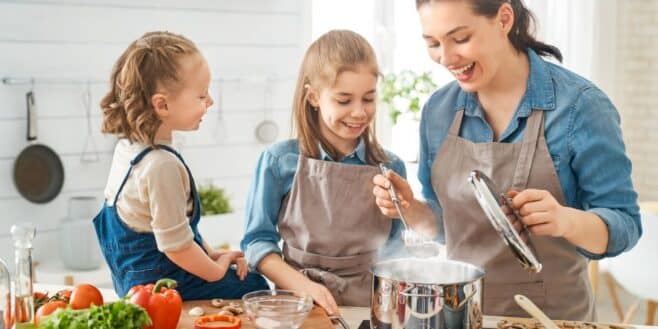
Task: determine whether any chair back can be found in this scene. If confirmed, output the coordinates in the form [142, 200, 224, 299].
[607, 203, 658, 301]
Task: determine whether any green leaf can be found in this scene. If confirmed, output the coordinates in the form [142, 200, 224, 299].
[38, 301, 151, 329]
[378, 70, 438, 124]
[198, 184, 233, 216]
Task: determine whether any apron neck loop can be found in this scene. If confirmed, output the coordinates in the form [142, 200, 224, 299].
[511, 110, 545, 191]
[448, 109, 466, 137]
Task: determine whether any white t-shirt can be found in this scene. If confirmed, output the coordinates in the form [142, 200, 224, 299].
[103, 139, 195, 252]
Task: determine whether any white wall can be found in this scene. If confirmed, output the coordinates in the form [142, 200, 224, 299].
[615, 1, 658, 202]
[0, 0, 306, 268]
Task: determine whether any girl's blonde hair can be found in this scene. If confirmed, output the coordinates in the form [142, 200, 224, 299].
[100, 31, 199, 145]
[292, 29, 389, 165]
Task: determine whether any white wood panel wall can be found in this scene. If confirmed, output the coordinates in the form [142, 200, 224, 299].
[0, 0, 305, 267]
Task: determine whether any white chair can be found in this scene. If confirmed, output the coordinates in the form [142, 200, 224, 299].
[606, 202, 658, 325]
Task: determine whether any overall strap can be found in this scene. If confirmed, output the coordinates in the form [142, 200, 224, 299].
[112, 145, 197, 206]
[112, 146, 155, 206]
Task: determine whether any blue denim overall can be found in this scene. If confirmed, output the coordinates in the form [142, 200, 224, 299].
[93, 145, 268, 300]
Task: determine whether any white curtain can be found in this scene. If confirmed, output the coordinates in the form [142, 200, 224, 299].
[527, 0, 618, 99]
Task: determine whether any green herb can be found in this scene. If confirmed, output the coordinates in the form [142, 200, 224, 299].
[198, 184, 232, 216]
[38, 300, 151, 329]
[379, 70, 438, 124]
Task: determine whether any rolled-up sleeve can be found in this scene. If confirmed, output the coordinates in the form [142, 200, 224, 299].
[568, 87, 642, 259]
[147, 160, 195, 252]
[241, 150, 285, 270]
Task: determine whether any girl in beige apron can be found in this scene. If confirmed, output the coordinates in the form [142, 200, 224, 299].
[374, 0, 640, 321]
[242, 30, 413, 314]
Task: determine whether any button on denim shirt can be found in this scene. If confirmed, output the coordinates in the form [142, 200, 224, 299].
[418, 49, 641, 259]
[241, 139, 407, 270]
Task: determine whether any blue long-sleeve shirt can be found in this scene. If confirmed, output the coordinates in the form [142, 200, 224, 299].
[418, 49, 642, 260]
[241, 139, 407, 270]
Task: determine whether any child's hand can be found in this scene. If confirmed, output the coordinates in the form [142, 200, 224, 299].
[300, 279, 338, 315]
[208, 249, 243, 261]
[234, 257, 248, 281]
[372, 170, 414, 218]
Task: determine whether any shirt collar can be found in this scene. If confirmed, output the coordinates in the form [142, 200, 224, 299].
[455, 48, 556, 118]
[319, 138, 367, 162]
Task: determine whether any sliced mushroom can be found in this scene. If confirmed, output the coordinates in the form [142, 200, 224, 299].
[217, 309, 234, 316]
[188, 306, 205, 317]
[221, 305, 244, 315]
[210, 298, 228, 308]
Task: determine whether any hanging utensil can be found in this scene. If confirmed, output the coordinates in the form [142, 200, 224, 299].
[378, 163, 441, 258]
[514, 294, 560, 329]
[80, 81, 100, 163]
[254, 80, 279, 144]
[13, 87, 65, 203]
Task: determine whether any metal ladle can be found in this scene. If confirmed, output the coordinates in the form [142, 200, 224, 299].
[378, 164, 441, 258]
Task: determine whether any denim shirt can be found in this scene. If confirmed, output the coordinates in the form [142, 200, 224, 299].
[241, 139, 407, 270]
[418, 49, 641, 260]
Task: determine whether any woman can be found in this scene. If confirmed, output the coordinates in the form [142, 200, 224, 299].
[373, 0, 641, 320]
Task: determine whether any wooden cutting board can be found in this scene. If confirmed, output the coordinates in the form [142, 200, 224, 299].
[485, 316, 636, 329]
[177, 300, 334, 329]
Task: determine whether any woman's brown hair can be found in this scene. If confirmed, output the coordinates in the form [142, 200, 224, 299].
[100, 31, 199, 145]
[415, 0, 563, 62]
[292, 29, 389, 165]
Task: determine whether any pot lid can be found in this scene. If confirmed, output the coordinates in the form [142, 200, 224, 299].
[468, 170, 543, 273]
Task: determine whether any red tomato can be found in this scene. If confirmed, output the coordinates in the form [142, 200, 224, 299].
[35, 300, 67, 325]
[69, 284, 104, 310]
[54, 289, 72, 303]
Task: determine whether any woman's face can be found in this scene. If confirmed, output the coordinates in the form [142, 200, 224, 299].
[310, 65, 377, 154]
[418, 0, 512, 92]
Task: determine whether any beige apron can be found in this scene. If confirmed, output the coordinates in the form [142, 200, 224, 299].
[278, 155, 392, 306]
[432, 109, 595, 320]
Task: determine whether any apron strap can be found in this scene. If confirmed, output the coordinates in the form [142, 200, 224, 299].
[447, 109, 465, 137]
[511, 110, 545, 191]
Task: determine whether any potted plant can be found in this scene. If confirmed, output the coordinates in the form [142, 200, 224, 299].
[380, 70, 437, 162]
[198, 184, 232, 216]
[197, 184, 242, 249]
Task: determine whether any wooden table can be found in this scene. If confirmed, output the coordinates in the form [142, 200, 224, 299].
[335, 306, 658, 329]
[179, 300, 334, 329]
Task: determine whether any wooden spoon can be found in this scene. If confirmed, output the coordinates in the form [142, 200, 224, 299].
[514, 294, 560, 329]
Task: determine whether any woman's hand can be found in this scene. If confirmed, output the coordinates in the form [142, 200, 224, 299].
[502, 191, 528, 242]
[372, 170, 414, 218]
[510, 189, 573, 237]
[300, 279, 338, 316]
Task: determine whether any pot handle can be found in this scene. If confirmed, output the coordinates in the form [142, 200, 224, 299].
[456, 288, 477, 309]
[329, 315, 351, 329]
[400, 284, 443, 298]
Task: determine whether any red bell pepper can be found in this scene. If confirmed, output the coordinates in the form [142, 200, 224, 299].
[126, 278, 183, 329]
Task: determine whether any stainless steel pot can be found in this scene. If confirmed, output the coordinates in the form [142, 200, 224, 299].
[371, 258, 485, 329]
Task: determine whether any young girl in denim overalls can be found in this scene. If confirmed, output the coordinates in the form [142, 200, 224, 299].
[94, 31, 268, 300]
